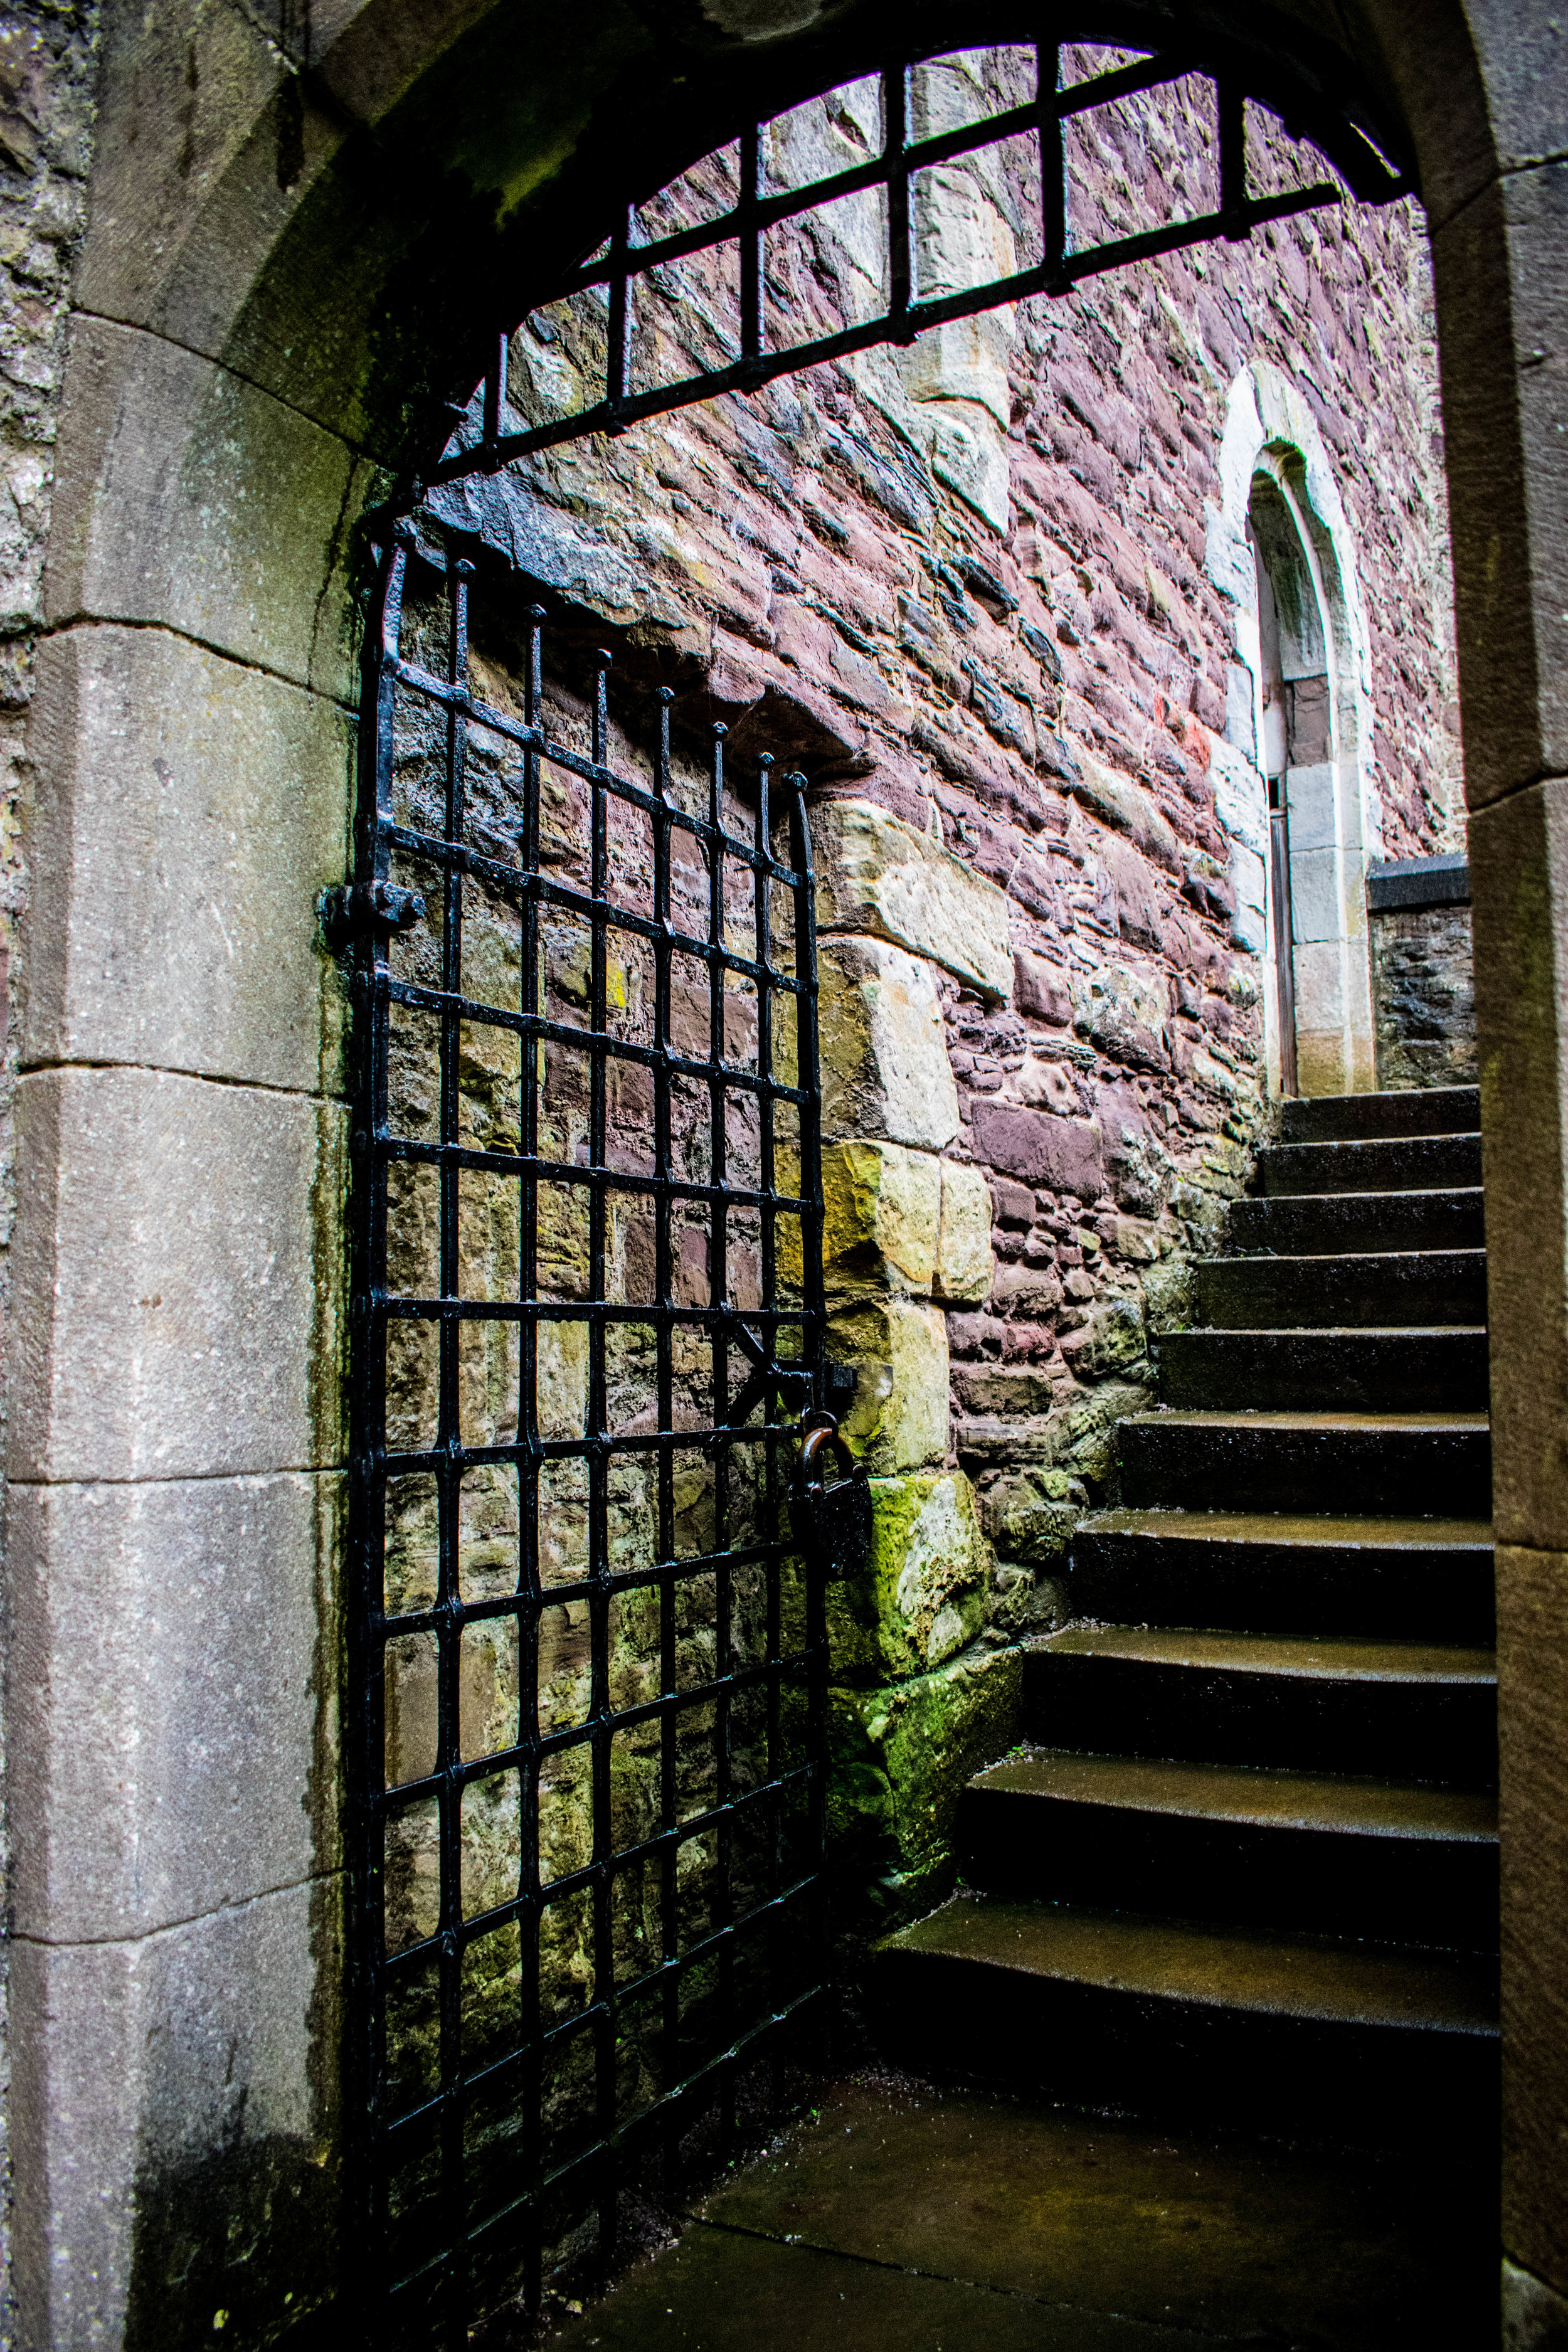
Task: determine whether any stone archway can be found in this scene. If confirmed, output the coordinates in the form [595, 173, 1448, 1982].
[8, 4, 1565, 2344]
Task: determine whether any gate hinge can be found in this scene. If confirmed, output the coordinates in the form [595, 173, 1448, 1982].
[322, 879, 426, 956]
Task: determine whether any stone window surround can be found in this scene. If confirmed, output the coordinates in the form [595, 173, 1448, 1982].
[1210, 361, 1380, 1099]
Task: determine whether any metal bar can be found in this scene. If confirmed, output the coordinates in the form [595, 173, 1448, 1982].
[1039, 40, 1068, 291]
[884, 60, 913, 342]
[739, 120, 765, 377]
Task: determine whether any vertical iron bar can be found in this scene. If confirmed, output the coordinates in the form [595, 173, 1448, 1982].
[753, 754, 782, 2055]
[428, 553, 474, 2352]
[588, 648, 618, 2274]
[1219, 79, 1248, 238]
[346, 530, 410, 2347]
[1039, 40, 1069, 291]
[739, 122, 765, 381]
[519, 602, 547, 2319]
[606, 209, 632, 430]
[650, 689, 682, 2181]
[706, 723, 734, 2139]
[884, 61, 914, 343]
[785, 770, 828, 2068]
[482, 328, 507, 458]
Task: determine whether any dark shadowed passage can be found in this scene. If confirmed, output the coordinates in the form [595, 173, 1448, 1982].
[535, 2067, 1493, 2349]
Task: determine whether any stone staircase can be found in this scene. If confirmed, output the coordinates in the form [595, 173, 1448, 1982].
[872, 1084, 1499, 2140]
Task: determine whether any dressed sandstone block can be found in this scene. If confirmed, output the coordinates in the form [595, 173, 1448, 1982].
[818, 937, 961, 1151]
[829, 1296, 950, 1473]
[810, 795, 1013, 1000]
[827, 1468, 994, 1683]
[826, 1641, 1023, 1934]
[822, 1140, 941, 1297]
[934, 1159, 994, 1303]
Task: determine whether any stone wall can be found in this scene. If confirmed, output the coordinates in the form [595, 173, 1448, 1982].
[1372, 904, 1477, 1089]
[0, 0, 98, 2327]
[425, 45, 1459, 1936]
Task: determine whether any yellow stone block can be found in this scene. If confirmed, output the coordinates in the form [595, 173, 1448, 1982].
[935, 1161, 993, 1303]
[822, 1140, 940, 1297]
[829, 1297, 950, 1473]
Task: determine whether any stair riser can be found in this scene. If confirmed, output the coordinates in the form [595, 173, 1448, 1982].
[1116, 1424, 1492, 1515]
[1262, 1136, 1483, 1197]
[1158, 1330, 1490, 1412]
[1067, 1532, 1496, 1643]
[1281, 1089, 1480, 1144]
[958, 1793, 1498, 1951]
[1194, 1255, 1488, 1331]
[869, 1951, 1499, 2142]
[1022, 1655, 1498, 1785]
[1228, 1192, 1485, 1257]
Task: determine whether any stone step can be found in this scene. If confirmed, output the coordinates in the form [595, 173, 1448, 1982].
[1280, 1087, 1481, 1144]
[1022, 1626, 1496, 1785]
[957, 1751, 1498, 1951]
[1158, 1327, 1490, 1412]
[871, 1895, 1500, 2139]
[1260, 1133, 1482, 1197]
[1115, 1410, 1491, 1517]
[1067, 1508, 1495, 1642]
[1194, 1249, 1487, 1330]
[1228, 1187, 1485, 1258]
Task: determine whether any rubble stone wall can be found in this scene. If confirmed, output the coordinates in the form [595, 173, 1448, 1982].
[1373, 904, 1478, 1091]
[425, 47, 1459, 1933]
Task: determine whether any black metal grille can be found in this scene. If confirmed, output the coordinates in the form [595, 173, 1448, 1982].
[344, 529, 828, 2343]
[369, 32, 1407, 524]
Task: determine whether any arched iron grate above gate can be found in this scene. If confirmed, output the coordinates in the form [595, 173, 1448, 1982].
[368, 27, 1409, 525]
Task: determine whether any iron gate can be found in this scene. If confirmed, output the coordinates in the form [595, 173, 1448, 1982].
[342, 527, 829, 2342]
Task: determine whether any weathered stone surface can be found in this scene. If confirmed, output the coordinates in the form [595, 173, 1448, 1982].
[9, 1067, 345, 1483]
[829, 1471, 993, 1682]
[934, 1160, 993, 1303]
[829, 1298, 950, 1474]
[818, 937, 961, 1150]
[968, 1101, 1105, 1199]
[1504, 2256, 1568, 2352]
[9, 1471, 341, 1944]
[45, 314, 370, 697]
[1372, 904, 1477, 1090]
[811, 795, 1013, 1000]
[827, 1641, 1022, 1933]
[822, 1140, 940, 1298]
[25, 625, 352, 1091]
[11, 1878, 339, 2352]
[1066, 744, 1180, 873]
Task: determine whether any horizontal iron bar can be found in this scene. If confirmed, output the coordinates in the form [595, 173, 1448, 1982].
[375, 1133, 811, 1197]
[376, 1649, 812, 1820]
[378, 1294, 810, 1326]
[376, 1538, 788, 1637]
[374, 1536, 788, 1639]
[386, 665, 807, 873]
[379, 976, 808, 1083]
[376, 1421, 802, 1475]
[381, 1975, 823, 2259]
[374, 846, 807, 998]
[379, 1777, 816, 1983]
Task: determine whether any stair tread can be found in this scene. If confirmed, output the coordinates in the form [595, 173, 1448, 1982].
[1172, 1324, 1488, 1337]
[1029, 1626, 1496, 1683]
[1079, 1507, 1492, 1549]
[1131, 1408, 1489, 1430]
[881, 1894, 1500, 2035]
[1202, 1248, 1485, 1269]
[971, 1749, 1498, 1841]
[1238, 1186, 1483, 1205]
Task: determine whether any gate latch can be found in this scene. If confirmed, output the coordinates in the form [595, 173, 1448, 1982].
[322, 879, 426, 956]
[795, 1416, 872, 1582]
